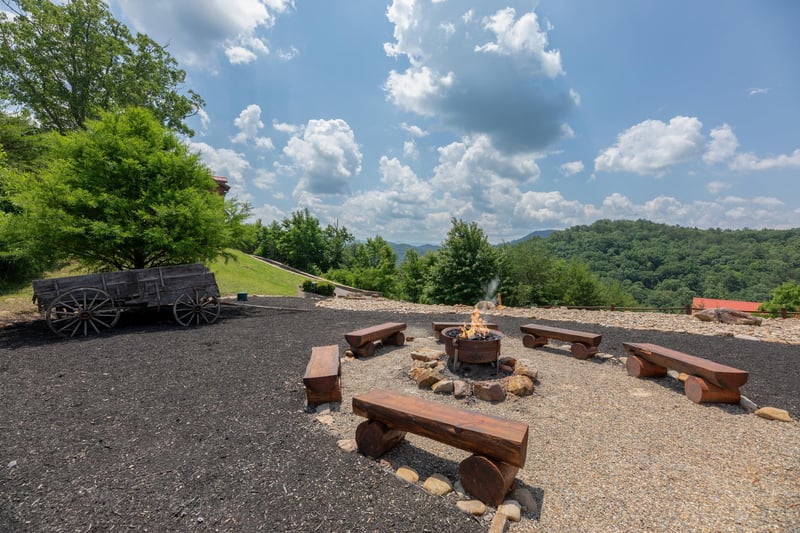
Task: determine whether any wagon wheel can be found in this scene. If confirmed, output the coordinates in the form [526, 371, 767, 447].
[46, 287, 120, 338]
[172, 289, 220, 326]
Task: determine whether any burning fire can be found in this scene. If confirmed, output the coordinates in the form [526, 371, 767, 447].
[459, 308, 490, 339]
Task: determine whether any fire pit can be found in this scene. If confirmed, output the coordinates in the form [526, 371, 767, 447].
[440, 309, 503, 370]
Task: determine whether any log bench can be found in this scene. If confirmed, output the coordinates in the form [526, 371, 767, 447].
[432, 321, 499, 342]
[344, 322, 406, 357]
[303, 345, 342, 405]
[622, 342, 748, 404]
[519, 323, 602, 359]
[352, 389, 529, 506]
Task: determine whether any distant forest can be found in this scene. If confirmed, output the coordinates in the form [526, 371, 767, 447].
[537, 219, 800, 306]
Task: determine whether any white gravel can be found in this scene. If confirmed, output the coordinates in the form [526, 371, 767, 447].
[317, 298, 800, 532]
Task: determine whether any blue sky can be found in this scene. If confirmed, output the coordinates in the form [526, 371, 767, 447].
[108, 0, 800, 244]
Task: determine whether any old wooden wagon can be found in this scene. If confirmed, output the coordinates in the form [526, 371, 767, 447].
[32, 263, 221, 337]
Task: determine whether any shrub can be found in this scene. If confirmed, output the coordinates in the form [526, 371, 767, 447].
[301, 279, 335, 296]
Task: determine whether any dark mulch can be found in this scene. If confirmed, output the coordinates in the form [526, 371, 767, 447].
[1, 298, 797, 532]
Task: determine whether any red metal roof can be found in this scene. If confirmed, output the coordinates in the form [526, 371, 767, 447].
[692, 297, 762, 313]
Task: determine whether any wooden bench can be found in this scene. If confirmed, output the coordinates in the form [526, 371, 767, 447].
[520, 323, 602, 359]
[352, 389, 529, 506]
[344, 322, 406, 357]
[623, 342, 748, 404]
[303, 345, 342, 405]
[432, 321, 499, 342]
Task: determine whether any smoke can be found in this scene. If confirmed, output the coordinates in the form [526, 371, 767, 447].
[483, 275, 500, 303]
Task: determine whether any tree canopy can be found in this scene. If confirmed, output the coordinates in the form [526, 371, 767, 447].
[0, 0, 204, 135]
[425, 218, 499, 305]
[542, 219, 800, 306]
[11, 107, 234, 270]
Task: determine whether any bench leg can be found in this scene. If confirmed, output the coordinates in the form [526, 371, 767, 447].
[570, 342, 598, 360]
[305, 377, 342, 405]
[351, 341, 377, 357]
[625, 354, 668, 378]
[383, 331, 405, 346]
[459, 455, 518, 507]
[684, 376, 741, 404]
[522, 334, 548, 349]
[355, 420, 406, 458]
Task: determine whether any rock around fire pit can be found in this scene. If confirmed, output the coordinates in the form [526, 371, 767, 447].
[408, 347, 538, 403]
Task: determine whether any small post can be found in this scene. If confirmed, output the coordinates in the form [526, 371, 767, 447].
[684, 304, 692, 315]
[781, 307, 787, 319]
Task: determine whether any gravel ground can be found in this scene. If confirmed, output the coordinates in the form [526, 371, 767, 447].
[1, 296, 798, 532]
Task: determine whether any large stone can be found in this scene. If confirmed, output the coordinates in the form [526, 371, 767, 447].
[411, 348, 445, 362]
[409, 367, 445, 388]
[473, 381, 506, 402]
[396, 466, 419, 483]
[315, 414, 334, 425]
[422, 474, 453, 496]
[695, 308, 762, 326]
[453, 380, 469, 399]
[337, 439, 358, 452]
[755, 407, 793, 422]
[456, 499, 487, 516]
[498, 500, 522, 522]
[499, 356, 517, 367]
[432, 380, 454, 394]
[513, 359, 538, 381]
[505, 375, 534, 397]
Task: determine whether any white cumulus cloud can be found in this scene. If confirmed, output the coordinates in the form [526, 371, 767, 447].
[231, 105, 274, 149]
[560, 161, 584, 176]
[474, 7, 563, 78]
[594, 116, 705, 176]
[283, 119, 362, 196]
[383, 0, 576, 153]
[703, 124, 739, 164]
[111, 0, 293, 67]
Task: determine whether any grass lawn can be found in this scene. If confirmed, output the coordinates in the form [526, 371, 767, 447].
[208, 250, 310, 297]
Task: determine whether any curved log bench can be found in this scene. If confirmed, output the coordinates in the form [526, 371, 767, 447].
[622, 342, 748, 404]
[519, 324, 602, 359]
[352, 390, 529, 506]
[303, 345, 342, 405]
[432, 321, 499, 342]
[344, 322, 406, 357]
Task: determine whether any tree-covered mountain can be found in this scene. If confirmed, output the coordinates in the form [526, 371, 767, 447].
[538, 219, 800, 306]
[389, 242, 439, 264]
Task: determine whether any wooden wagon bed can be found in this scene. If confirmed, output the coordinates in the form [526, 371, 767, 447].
[33, 263, 221, 337]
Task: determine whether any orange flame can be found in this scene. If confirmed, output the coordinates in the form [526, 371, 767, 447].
[459, 308, 489, 339]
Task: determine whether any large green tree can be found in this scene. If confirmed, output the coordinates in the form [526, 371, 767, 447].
[11, 107, 233, 270]
[426, 218, 499, 305]
[0, 0, 204, 135]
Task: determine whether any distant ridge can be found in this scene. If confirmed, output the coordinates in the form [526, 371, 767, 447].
[388, 242, 439, 263]
[507, 229, 555, 244]
[389, 231, 556, 263]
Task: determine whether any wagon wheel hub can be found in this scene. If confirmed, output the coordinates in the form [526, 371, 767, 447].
[79, 310, 92, 320]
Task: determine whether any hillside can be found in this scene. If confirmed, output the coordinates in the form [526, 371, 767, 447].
[541, 219, 800, 305]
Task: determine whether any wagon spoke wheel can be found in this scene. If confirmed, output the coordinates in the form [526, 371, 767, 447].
[173, 290, 220, 327]
[46, 287, 120, 338]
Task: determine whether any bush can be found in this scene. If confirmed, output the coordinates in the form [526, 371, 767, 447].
[315, 282, 336, 296]
[301, 279, 335, 296]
